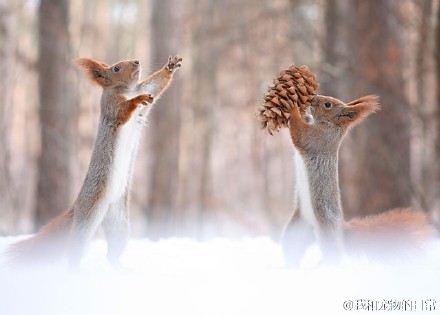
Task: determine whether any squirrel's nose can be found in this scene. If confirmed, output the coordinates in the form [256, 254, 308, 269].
[133, 60, 140, 65]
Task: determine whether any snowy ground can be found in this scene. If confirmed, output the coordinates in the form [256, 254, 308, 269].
[0, 236, 439, 315]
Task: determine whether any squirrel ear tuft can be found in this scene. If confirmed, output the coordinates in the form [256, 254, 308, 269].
[339, 95, 381, 128]
[346, 95, 380, 109]
[75, 58, 112, 87]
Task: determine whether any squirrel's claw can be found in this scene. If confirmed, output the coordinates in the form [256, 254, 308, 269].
[136, 94, 154, 106]
[166, 55, 183, 72]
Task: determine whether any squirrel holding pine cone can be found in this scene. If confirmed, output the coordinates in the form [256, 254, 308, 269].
[258, 64, 436, 266]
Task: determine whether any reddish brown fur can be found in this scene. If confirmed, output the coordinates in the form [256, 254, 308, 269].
[308, 95, 380, 129]
[75, 58, 143, 88]
[75, 59, 111, 87]
[289, 102, 312, 150]
[116, 94, 153, 126]
[345, 208, 437, 260]
[289, 95, 380, 154]
[6, 209, 74, 265]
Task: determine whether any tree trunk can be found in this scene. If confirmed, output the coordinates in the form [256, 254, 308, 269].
[36, 0, 72, 229]
[176, 0, 219, 238]
[414, 0, 433, 212]
[0, 2, 15, 232]
[320, 0, 339, 96]
[436, 0, 440, 223]
[344, 0, 412, 217]
[146, 0, 183, 239]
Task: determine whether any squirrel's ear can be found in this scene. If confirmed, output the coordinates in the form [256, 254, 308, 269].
[75, 58, 112, 87]
[338, 95, 380, 128]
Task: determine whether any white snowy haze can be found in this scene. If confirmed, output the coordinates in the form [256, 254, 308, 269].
[0, 236, 439, 315]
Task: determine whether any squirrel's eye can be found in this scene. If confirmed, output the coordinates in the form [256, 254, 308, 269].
[324, 102, 332, 109]
[114, 66, 121, 73]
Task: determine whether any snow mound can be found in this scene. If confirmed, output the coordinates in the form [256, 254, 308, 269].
[0, 236, 439, 315]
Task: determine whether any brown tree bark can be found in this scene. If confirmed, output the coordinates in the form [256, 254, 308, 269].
[0, 2, 15, 233]
[191, 1, 217, 233]
[146, 0, 183, 239]
[35, 0, 72, 229]
[436, 0, 440, 222]
[176, 0, 220, 238]
[344, 0, 412, 216]
[414, 0, 434, 213]
[320, 0, 339, 96]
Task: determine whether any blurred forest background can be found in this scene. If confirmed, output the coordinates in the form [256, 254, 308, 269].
[1, 0, 440, 240]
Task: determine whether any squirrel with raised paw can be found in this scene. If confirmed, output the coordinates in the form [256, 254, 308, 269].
[6, 56, 182, 270]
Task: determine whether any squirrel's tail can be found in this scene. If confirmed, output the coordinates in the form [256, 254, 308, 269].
[344, 208, 437, 261]
[4, 209, 73, 267]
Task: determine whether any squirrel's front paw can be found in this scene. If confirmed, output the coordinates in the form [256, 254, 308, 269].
[136, 94, 154, 106]
[166, 55, 182, 72]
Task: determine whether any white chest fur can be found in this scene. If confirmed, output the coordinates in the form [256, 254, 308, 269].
[295, 149, 318, 229]
[107, 111, 142, 203]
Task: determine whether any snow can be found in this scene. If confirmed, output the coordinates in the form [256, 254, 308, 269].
[0, 236, 439, 315]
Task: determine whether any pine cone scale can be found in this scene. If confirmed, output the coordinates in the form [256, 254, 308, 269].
[256, 64, 319, 135]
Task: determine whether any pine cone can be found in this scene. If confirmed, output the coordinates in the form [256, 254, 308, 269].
[257, 65, 319, 135]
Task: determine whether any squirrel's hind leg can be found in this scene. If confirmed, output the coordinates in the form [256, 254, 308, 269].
[316, 223, 344, 265]
[281, 210, 315, 268]
[102, 197, 130, 269]
[68, 202, 109, 270]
